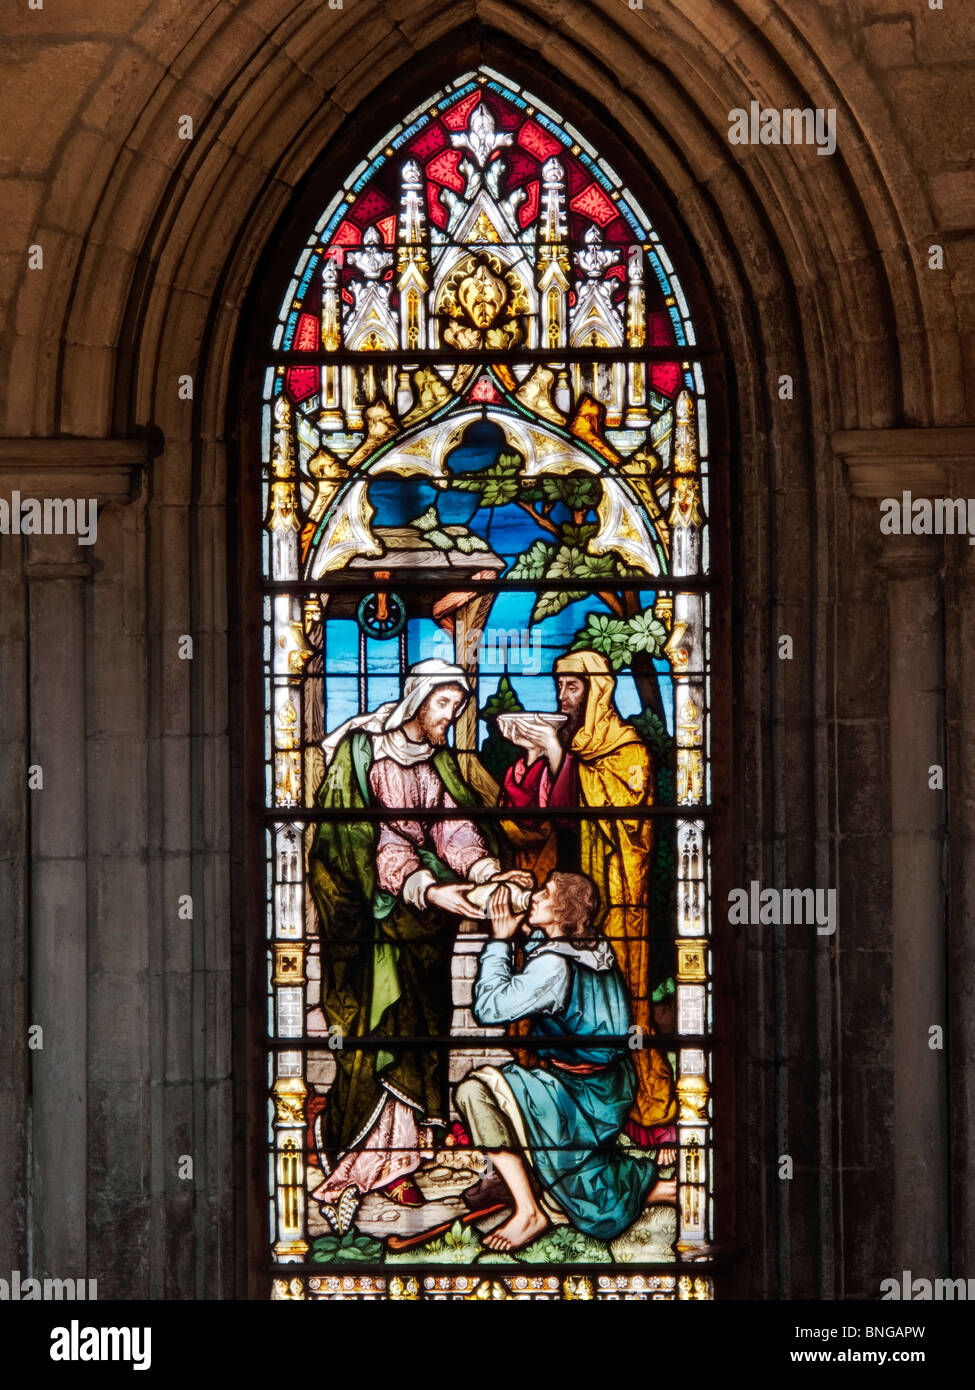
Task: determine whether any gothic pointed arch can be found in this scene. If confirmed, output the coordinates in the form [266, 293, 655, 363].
[256, 66, 726, 1301]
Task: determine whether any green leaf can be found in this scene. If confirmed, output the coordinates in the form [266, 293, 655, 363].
[312, 1229, 380, 1264]
[444, 1220, 470, 1250]
[546, 545, 585, 579]
[612, 557, 645, 580]
[516, 1224, 611, 1265]
[571, 613, 632, 670]
[581, 553, 619, 579]
[532, 588, 584, 623]
[311, 1230, 384, 1263]
[560, 522, 599, 549]
[484, 477, 521, 507]
[311, 1235, 339, 1256]
[549, 546, 617, 581]
[577, 613, 629, 643]
[454, 532, 490, 553]
[480, 675, 525, 720]
[631, 708, 674, 760]
[573, 550, 611, 578]
[626, 611, 667, 655]
[411, 508, 490, 555]
[508, 538, 554, 580]
[352, 1234, 383, 1256]
[539, 474, 602, 511]
[449, 452, 523, 507]
[517, 479, 545, 505]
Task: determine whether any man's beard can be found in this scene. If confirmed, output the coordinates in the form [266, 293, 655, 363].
[558, 701, 586, 745]
[416, 713, 450, 745]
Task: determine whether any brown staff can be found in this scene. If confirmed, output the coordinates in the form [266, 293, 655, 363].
[386, 1203, 508, 1253]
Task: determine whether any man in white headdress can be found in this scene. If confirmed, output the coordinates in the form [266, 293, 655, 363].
[309, 659, 529, 1208]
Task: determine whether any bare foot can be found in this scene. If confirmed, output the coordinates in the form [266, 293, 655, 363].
[646, 1176, 677, 1203]
[483, 1206, 550, 1252]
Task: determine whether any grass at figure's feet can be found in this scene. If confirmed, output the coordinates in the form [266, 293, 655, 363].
[608, 1204, 678, 1263]
[385, 1218, 483, 1264]
[510, 1224, 612, 1264]
[384, 1210, 677, 1267]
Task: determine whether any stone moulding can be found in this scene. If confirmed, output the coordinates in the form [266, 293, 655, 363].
[0, 437, 152, 504]
[834, 428, 975, 498]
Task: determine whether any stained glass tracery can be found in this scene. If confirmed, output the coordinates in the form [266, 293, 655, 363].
[262, 67, 715, 1301]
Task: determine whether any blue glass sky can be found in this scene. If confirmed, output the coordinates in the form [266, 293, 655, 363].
[321, 597, 674, 741]
[323, 421, 675, 740]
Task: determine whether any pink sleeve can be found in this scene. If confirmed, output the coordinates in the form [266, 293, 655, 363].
[430, 788, 491, 877]
[369, 760, 423, 895]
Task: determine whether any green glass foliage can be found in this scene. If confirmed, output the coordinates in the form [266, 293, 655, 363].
[311, 1230, 383, 1263]
[571, 608, 667, 670]
[478, 676, 525, 781]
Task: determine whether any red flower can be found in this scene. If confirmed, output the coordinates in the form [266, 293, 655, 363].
[446, 1121, 471, 1148]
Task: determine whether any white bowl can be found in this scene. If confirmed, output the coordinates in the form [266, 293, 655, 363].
[495, 712, 568, 739]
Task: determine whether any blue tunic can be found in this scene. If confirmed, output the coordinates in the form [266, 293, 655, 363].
[473, 934, 655, 1239]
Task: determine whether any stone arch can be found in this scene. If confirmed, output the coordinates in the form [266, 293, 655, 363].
[5, 1, 959, 444]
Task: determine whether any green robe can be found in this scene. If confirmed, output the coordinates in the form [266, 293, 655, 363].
[308, 730, 497, 1160]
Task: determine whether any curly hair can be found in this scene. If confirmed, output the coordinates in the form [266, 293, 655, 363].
[546, 871, 601, 945]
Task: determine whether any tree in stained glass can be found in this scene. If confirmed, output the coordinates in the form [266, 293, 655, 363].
[263, 68, 714, 1301]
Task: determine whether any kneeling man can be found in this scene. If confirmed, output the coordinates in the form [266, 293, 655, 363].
[456, 873, 675, 1251]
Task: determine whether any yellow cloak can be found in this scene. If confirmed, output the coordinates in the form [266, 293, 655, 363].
[553, 650, 676, 1129]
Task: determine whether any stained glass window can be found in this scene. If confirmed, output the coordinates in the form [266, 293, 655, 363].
[263, 67, 714, 1302]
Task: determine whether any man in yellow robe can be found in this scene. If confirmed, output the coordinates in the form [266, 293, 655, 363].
[500, 649, 676, 1134]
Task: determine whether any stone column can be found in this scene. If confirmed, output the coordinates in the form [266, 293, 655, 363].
[26, 532, 92, 1279]
[835, 429, 974, 1280]
[0, 439, 147, 1282]
[878, 536, 948, 1276]
[941, 444, 975, 1277]
[0, 496, 30, 1277]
